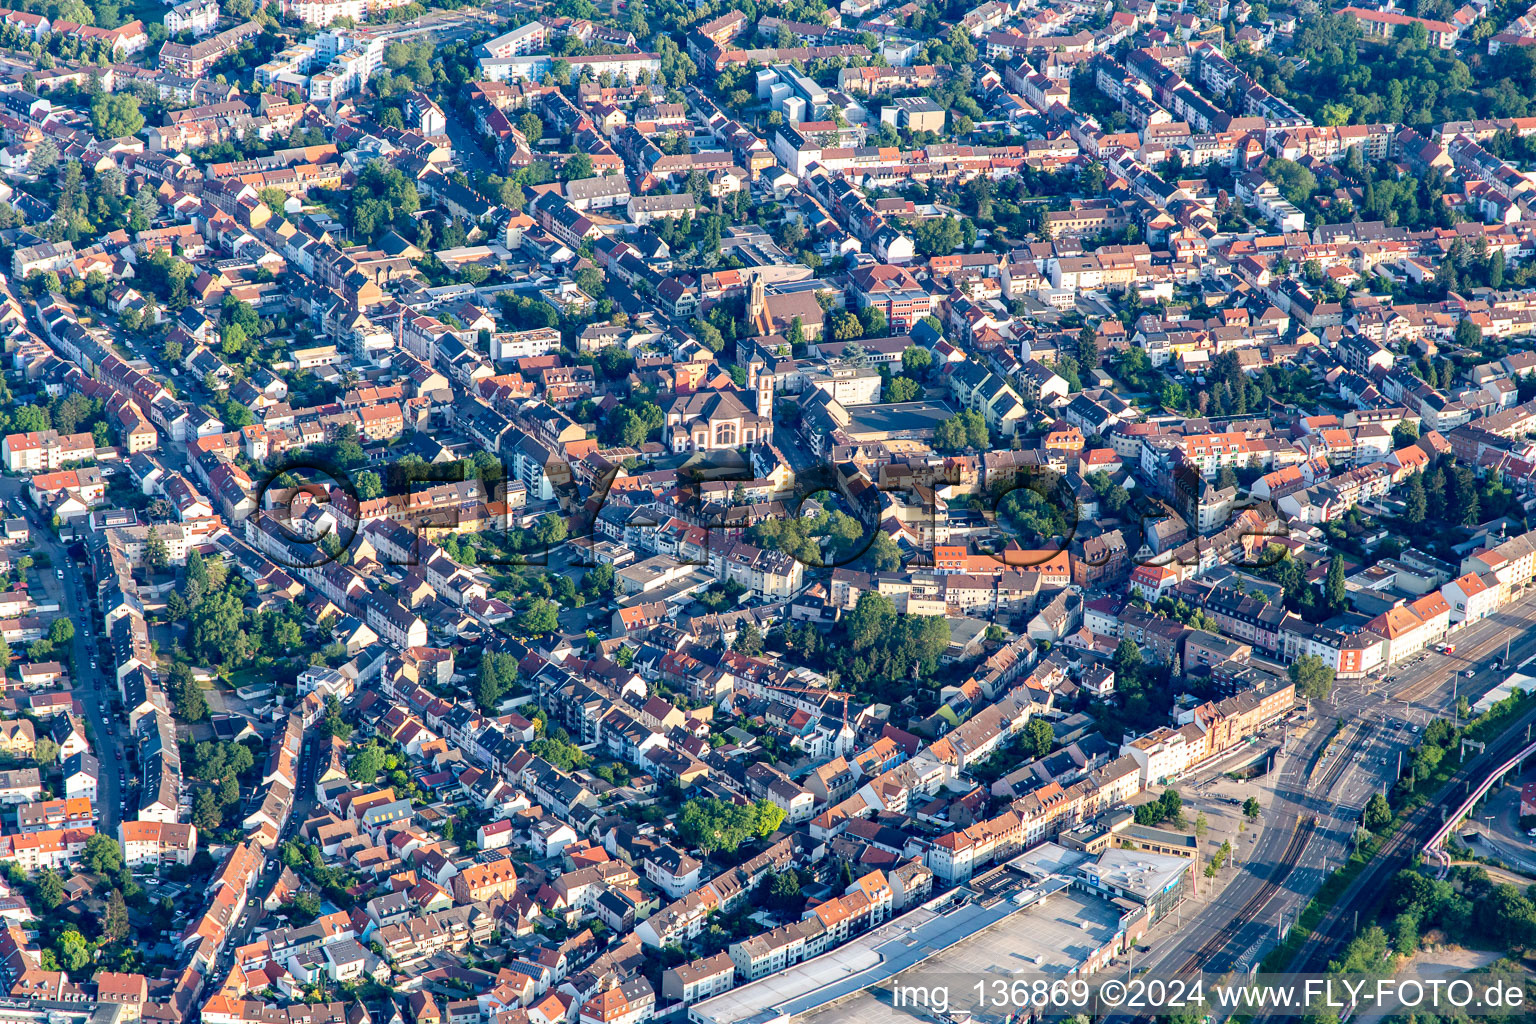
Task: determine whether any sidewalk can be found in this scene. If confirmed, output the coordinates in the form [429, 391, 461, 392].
[1125, 749, 1290, 962]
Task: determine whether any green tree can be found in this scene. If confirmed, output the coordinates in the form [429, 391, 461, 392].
[1454, 317, 1481, 348]
[885, 376, 919, 402]
[1392, 419, 1419, 449]
[1363, 792, 1392, 832]
[54, 929, 90, 975]
[322, 694, 350, 739]
[258, 187, 288, 218]
[867, 532, 902, 571]
[349, 161, 421, 243]
[1449, 464, 1480, 525]
[1320, 100, 1352, 126]
[35, 868, 63, 909]
[347, 744, 386, 782]
[184, 548, 209, 605]
[83, 833, 122, 874]
[1325, 554, 1346, 612]
[144, 526, 169, 572]
[762, 869, 802, 912]
[857, 305, 887, 337]
[677, 797, 783, 855]
[221, 321, 248, 357]
[731, 623, 764, 656]
[1113, 638, 1144, 680]
[169, 661, 208, 722]
[1404, 471, 1427, 525]
[1243, 796, 1261, 820]
[1019, 717, 1054, 759]
[562, 153, 594, 181]
[1289, 653, 1336, 700]
[902, 346, 932, 378]
[786, 316, 805, 348]
[1265, 158, 1316, 205]
[1426, 466, 1447, 521]
[89, 93, 143, 139]
[31, 140, 56, 174]
[754, 798, 787, 837]
[102, 889, 129, 944]
[1077, 324, 1098, 369]
[829, 311, 861, 341]
[193, 788, 222, 829]
[519, 598, 559, 635]
[533, 514, 568, 547]
[190, 589, 248, 664]
[47, 619, 74, 646]
[963, 410, 988, 449]
[695, 322, 725, 352]
[584, 562, 616, 599]
[517, 112, 543, 144]
[476, 651, 519, 711]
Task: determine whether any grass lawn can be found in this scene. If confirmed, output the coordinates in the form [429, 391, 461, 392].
[117, 0, 170, 29]
[226, 667, 270, 690]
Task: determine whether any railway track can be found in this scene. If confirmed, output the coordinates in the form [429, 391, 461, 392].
[1275, 703, 1536, 984]
[1173, 722, 1374, 978]
[1394, 599, 1536, 704]
[1306, 722, 1374, 792]
[1321, 723, 1375, 793]
[1177, 816, 1317, 976]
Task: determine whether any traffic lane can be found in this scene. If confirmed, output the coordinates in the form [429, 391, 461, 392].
[1390, 592, 1536, 700]
[1137, 721, 1335, 976]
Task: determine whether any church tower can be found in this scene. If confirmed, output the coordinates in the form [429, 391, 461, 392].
[747, 273, 767, 335]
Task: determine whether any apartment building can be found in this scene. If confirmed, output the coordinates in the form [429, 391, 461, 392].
[120, 820, 199, 868]
[2, 429, 96, 473]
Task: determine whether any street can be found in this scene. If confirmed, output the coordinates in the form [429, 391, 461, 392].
[0, 477, 125, 835]
[443, 106, 497, 177]
[1127, 595, 1536, 986]
[214, 731, 324, 979]
[1375, 587, 1536, 711]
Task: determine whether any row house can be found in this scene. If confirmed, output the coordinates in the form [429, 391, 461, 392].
[0, 826, 94, 873]
[1, 429, 95, 473]
[1279, 617, 1386, 679]
[1443, 570, 1503, 624]
[1178, 682, 1297, 758]
[373, 904, 497, 966]
[1461, 528, 1536, 590]
[925, 809, 1023, 883]
[1365, 591, 1452, 665]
